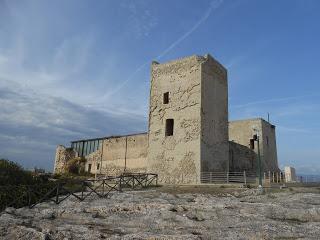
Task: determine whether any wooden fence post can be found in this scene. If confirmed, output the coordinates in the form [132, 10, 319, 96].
[227, 172, 229, 183]
[81, 182, 84, 200]
[102, 180, 105, 196]
[243, 171, 247, 186]
[27, 186, 31, 207]
[55, 183, 60, 204]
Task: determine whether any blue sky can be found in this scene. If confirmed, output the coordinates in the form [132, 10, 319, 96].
[0, 0, 319, 174]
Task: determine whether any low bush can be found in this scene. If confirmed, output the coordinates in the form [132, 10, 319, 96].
[0, 159, 36, 185]
[0, 182, 58, 211]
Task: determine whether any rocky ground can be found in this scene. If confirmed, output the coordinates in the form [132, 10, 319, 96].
[0, 185, 319, 240]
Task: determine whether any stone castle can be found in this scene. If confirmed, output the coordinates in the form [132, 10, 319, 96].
[54, 54, 279, 184]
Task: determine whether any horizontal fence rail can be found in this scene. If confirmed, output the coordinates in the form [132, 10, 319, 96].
[297, 175, 320, 183]
[201, 171, 256, 184]
[1, 172, 158, 212]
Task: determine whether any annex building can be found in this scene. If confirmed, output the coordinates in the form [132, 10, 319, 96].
[54, 54, 279, 184]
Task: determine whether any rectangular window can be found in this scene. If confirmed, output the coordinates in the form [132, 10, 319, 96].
[88, 164, 92, 173]
[163, 92, 169, 104]
[97, 163, 100, 170]
[250, 139, 255, 149]
[266, 136, 269, 146]
[165, 119, 174, 136]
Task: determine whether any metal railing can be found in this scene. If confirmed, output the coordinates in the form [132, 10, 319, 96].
[200, 171, 256, 184]
[263, 171, 285, 184]
[297, 175, 320, 183]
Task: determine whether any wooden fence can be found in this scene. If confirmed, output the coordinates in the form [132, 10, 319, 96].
[1, 172, 158, 212]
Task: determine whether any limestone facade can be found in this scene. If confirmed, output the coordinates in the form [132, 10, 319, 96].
[80, 133, 147, 176]
[284, 166, 297, 182]
[53, 54, 280, 184]
[228, 141, 257, 172]
[54, 145, 77, 174]
[229, 118, 279, 172]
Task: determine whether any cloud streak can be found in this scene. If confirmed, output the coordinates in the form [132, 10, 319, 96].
[0, 83, 147, 170]
[101, 0, 224, 99]
[230, 93, 320, 109]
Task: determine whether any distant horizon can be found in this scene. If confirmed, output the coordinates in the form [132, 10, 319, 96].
[0, 0, 319, 175]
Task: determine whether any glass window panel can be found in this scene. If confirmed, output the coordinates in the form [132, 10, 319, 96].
[84, 141, 88, 155]
[89, 141, 92, 154]
[87, 141, 90, 155]
[93, 141, 96, 152]
[79, 142, 84, 156]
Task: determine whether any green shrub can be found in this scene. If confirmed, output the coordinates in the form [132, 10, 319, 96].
[0, 159, 35, 186]
[0, 181, 58, 211]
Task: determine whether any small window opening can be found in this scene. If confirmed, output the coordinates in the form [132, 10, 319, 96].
[88, 164, 92, 173]
[163, 92, 169, 104]
[165, 119, 174, 136]
[266, 136, 269, 146]
[250, 139, 255, 149]
[97, 163, 100, 170]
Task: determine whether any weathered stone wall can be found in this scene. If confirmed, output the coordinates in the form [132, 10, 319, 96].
[284, 166, 296, 182]
[229, 141, 257, 172]
[260, 120, 279, 172]
[99, 133, 148, 176]
[229, 118, 279, 172]
[200, 55, 229, 172]
[84, 149, 102, 174]
[147, 56, 202, 184]
[53, 145, 77, 174]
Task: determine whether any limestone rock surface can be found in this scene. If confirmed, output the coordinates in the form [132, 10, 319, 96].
[0, 187, 319, 239]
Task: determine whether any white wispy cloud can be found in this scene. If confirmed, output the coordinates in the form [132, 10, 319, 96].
[230, 94, 319, 109]
[100, 0, 225, 99]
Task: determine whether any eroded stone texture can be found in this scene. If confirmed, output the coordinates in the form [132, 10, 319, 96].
[54, 134, 148, 176]
[1, 188, 319, 239]
[147, 55, 229, 184]
[148, 56, 202, 184]
[54, 145, 77, 174]
[100, 133, 148, 176]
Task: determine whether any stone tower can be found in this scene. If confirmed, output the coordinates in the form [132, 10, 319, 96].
[147, 54, 229, 184]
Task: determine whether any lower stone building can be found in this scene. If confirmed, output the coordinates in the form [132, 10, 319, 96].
[54, 54, 279, 184]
